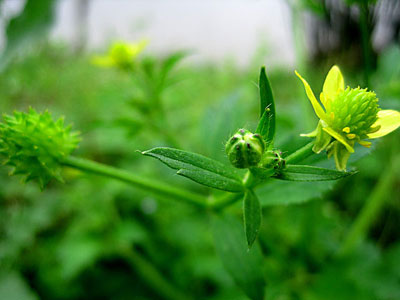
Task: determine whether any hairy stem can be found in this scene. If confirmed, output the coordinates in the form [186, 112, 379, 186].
[285, 141, 314, 164]
[120, 246, 191, 300]
[339, 156, 399, 255]
[62, 156, 207, 208]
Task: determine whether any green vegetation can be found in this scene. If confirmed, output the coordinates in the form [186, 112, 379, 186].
[0, 1, 400, 298]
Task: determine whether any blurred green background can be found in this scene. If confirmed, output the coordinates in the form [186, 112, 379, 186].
[0, 0, 399, 299]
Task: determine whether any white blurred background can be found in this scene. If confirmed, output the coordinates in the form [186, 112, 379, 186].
[0, 0, 296, 67]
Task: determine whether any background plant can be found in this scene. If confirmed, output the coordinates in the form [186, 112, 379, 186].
[0, 1, 400, 300]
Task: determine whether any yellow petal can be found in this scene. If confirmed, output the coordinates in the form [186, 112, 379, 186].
[320, 92, 331, 111]
[367, 110, 400, 139]
[295, 71, 326, 120]
[126, 39, 148, 57]
[322, 65, 344, 104]
[90, 56, 114, 67]
[322, 127, 354, 153]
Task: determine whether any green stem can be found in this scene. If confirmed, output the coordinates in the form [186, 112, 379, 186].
[338, 157, 398, 255]
[285, 141, 314, 164]
[62, 156, 207, 208]
[120, 246, 191, 300]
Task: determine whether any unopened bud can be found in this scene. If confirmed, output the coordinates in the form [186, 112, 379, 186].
[225, 129, 265, 168]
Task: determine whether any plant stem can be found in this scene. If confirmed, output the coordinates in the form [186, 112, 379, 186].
[120, 246, 191, 300]
[62, 156, 207, 208]
[285, 141, 314, 164]
[338, 157, 399, 256]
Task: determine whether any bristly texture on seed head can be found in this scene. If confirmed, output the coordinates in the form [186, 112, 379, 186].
[326, 87, 380, 140]
[0, 108, 80, 189]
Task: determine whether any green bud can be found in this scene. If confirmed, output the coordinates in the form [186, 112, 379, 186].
[0, 108, 80, 189]
[225, 129, 265, 168]
[259, 149, 285, 171]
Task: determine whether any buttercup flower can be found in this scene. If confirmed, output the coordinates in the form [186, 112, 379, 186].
[91, 40, 148, 71]
[296, 65, 400, 171]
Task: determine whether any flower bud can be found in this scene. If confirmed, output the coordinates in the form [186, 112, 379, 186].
[225, 129, 265, 168]
[260, 150, 285, 170]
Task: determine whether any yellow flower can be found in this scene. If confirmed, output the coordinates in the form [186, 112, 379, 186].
[91, 40, 148, 70]
[295, 65, 400, 171]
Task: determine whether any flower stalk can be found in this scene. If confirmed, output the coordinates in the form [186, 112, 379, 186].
[61, 156, 208, 208]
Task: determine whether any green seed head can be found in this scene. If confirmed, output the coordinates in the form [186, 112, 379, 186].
[225, 129, 265, 169]
[0, 108, 80, 189]
[326, 87, 380, 140]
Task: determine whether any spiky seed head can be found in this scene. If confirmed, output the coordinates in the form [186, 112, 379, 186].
[0, 108, 80, 189]
[326, 87, 380, 140]
[225, 129, 265, 169]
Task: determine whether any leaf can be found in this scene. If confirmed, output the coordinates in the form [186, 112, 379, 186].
[142, 147, 244, 192]
[257, 180, 335, 206]
[0, 0, 56, 71]
[256, 66, 275, 147]
[211, 214, 265, 300]
[243, 190, 262, 248]
[159, 51, 188, 87]
[274, 164, 355, 181]
[0, 272, 38, 300]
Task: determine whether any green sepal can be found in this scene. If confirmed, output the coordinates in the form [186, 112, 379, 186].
[256, 66, 275, 148]
[274, 164, 355, 181]
[327, 141, 352, 171]
[312, 121, 332, 153]
[243, 190, 262, 248]
[142, 147, 244, 192]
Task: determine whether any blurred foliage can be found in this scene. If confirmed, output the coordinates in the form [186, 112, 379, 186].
[0, 0, 399, 298]
[0, 41, 398, 300]
[0, 0, 56, 70]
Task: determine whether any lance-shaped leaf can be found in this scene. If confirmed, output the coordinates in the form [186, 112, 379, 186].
[243, 190, 262, 248]
[256, 66, 276, 148]
[142, 147, 244, 192]
[211, 214, 265, 300]
[274, 164, 356, 181]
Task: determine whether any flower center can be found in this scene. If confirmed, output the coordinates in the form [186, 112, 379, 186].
[326, 87, 380, 140]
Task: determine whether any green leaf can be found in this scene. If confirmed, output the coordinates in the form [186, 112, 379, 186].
[257, 180, 335, 206]
[0, 272, 38, 300]
[274, 164, 355, 181]
[159, 51, 188, 88]
[256, 66, 275, 148]
[243, 190, 262, 248]
[142, 147, 244, 192]
[211, 214, 265, 300]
